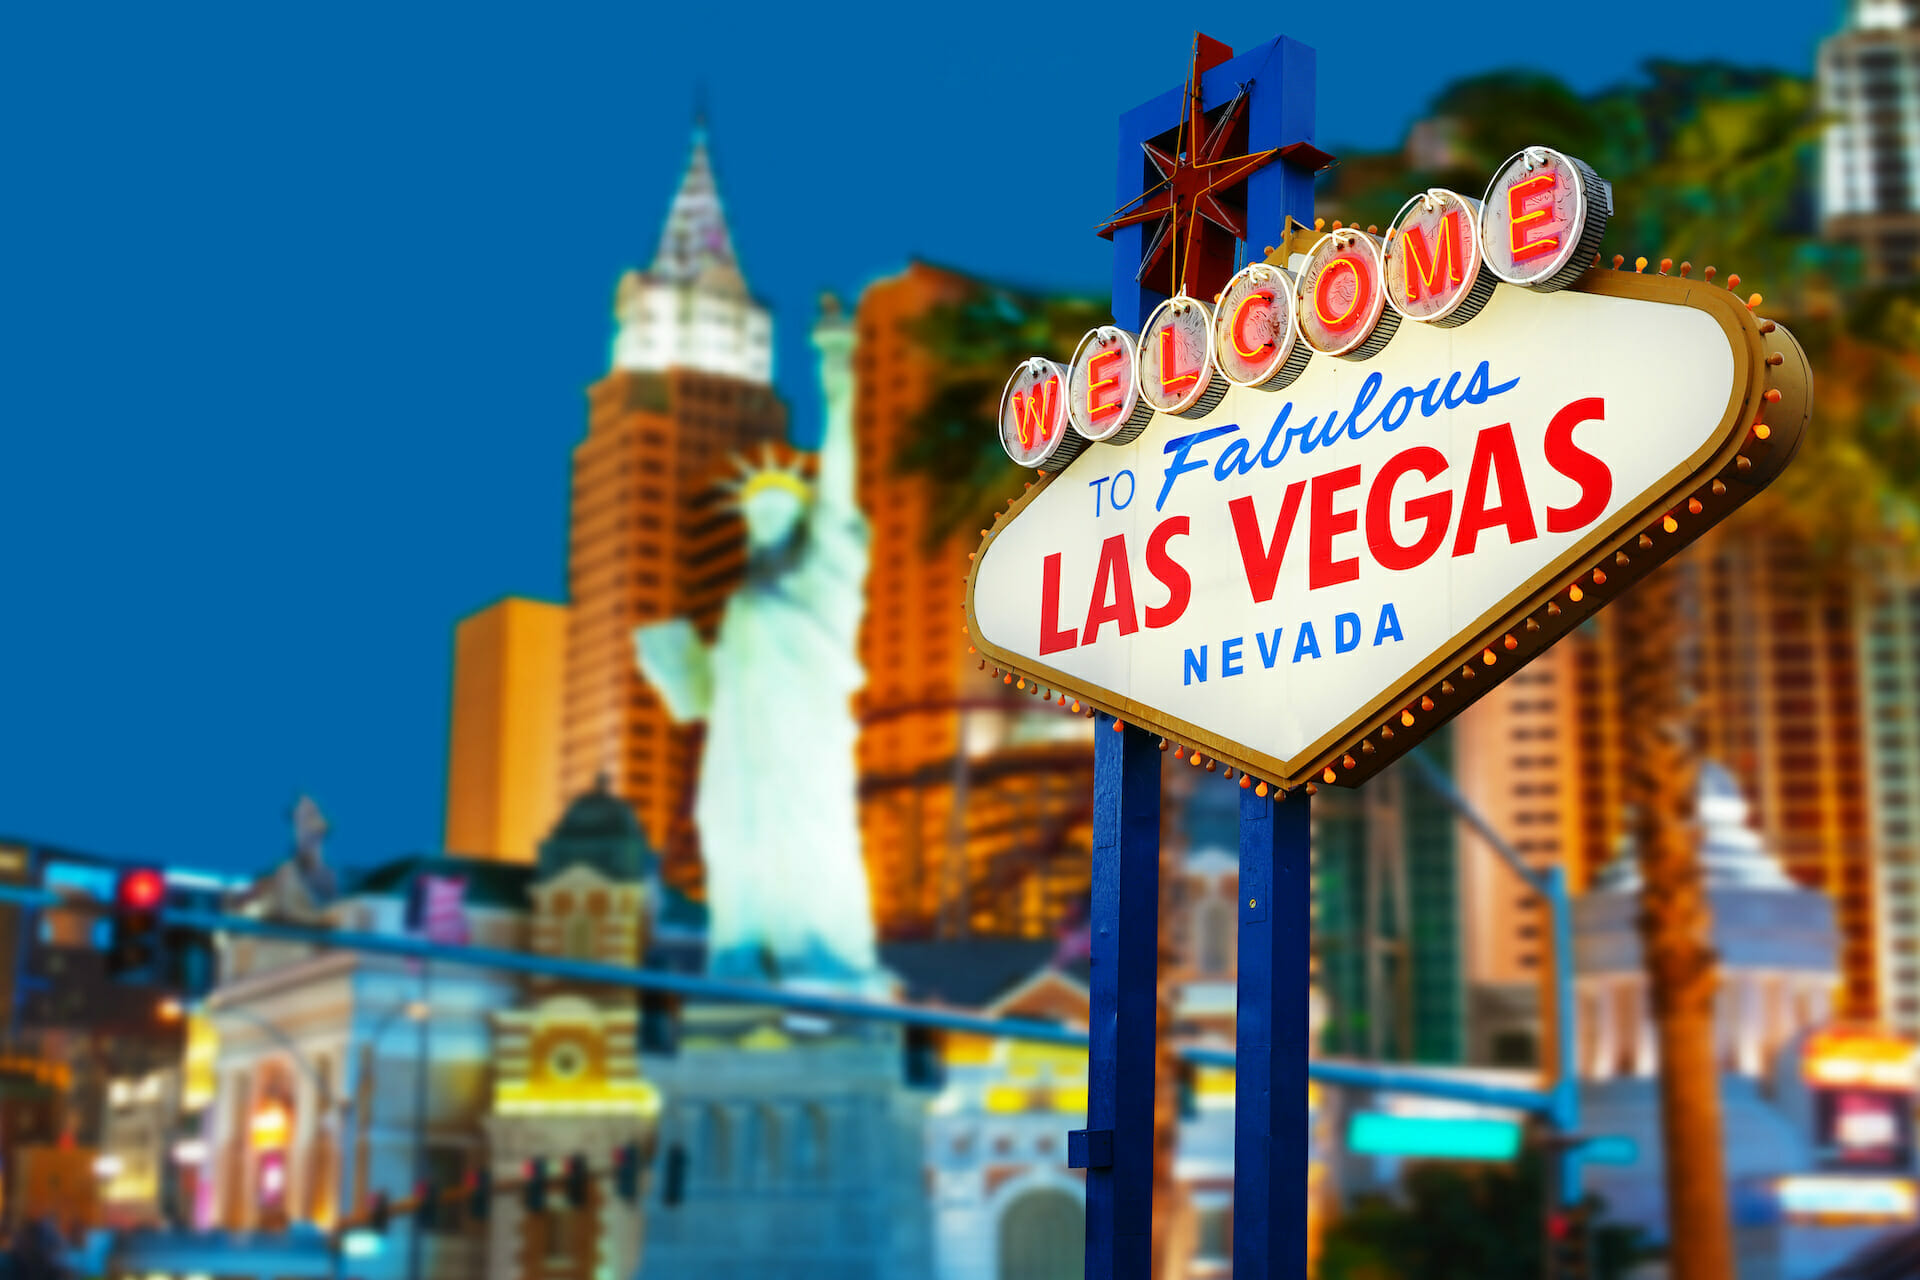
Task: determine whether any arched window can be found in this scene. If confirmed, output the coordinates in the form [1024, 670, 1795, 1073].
[700, 1105, 731, 1183]
[1196, 899, 1233, 974]
[794, 1104, 829, 1181]
[305, 1057, 336, 1225]
[999, 1188, 1084, 1279]
[748, 1105, 781, 1185]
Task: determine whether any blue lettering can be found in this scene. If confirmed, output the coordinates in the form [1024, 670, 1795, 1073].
[1158, 425, 1240, 512]
[1293, 622, 1321, 663]
[1221, 636, 1244, 678]
[1343, 373, 1386, 441]
[1374, 385, 1418, 434]
[1184, 646, 1209, 685]
[1214, 437, 1256, 480]
[1463, 359, 1518, 405]
[1150, 365, 1518, 509]
[1375, 602, 1405, 645]
[1257, 404, 1292, 468]
[1256, 627, 1285, 668]
[1088, 475, 1108, 516]
[1335, 612, 1361, 653]
[1111, 469, 1136, 510]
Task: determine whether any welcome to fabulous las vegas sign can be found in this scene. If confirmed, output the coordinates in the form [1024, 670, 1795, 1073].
[964, 145, 1812, 794]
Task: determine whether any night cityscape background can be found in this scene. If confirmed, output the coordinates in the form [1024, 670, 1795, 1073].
[4, 1, 1918, 1278]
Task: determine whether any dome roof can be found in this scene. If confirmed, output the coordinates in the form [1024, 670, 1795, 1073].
[537, 776, 654, 883]
[1596, 761, 1794, 893]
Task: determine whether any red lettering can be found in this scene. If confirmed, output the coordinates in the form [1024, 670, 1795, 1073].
[1012, 377, 1058, 450]
[1081, 534, 1139, 645]
[1228, 482, 1306, 604]
[1508, 173, 1559, 264]
[1086, 349, 1125, 422]
[1401, 211, 1464, 301]
[1231, 291, 1276, 359]
[1143, 516, 1191, 628]
[1543, 397, 1611, 533]
[1158, 325, 1198, 391]
[1452, 423, 1540, 556]
[1039, 552, 1078, 655]
[1314, 257, 1366, 330]
[1366, 447, 1452, 571]
[1309, 465, 1364, 589]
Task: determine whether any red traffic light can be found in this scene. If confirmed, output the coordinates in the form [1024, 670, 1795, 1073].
[118, 868, 165, 911]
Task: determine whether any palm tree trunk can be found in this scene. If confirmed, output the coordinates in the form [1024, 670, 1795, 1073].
[1622, 562, 1732, 1279]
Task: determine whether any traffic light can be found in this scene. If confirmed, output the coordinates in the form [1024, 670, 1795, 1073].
[466, 1168, 491, 1221]
[564, 1153, 591, 1208]
[107, 866, 166, 982]
[903, 1024, 944, 1090]
[661, 1143, 688, 1208]
[368, 1190, 391, 1233]
[523, 1158, 547, 1213]
[640, 989, 680, 1056]
[1547, 1205, 1591, 1280]
[415, 1179, 438, 1231]
[613, 1142, 640, 1203]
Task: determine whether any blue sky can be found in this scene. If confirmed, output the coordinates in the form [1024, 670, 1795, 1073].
[0, 1, 1844, 874]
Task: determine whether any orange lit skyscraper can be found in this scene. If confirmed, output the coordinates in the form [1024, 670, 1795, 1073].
[443, 597, 568, 861]
[854, 264, 1095, 939]
[558, 120, 785, 894]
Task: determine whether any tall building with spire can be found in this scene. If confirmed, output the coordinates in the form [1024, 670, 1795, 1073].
[1820, 0, 1920, 282]
[557, 119, 787, 894]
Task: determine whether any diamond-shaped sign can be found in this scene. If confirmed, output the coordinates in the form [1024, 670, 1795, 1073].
[965, 266, 1808, 792]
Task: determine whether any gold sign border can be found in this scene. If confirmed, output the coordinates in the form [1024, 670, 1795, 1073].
[963, 263, 1813, 793]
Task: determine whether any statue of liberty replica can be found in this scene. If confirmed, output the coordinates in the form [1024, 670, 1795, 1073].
[634, 295, 879, 986]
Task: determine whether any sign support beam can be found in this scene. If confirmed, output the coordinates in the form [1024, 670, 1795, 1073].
[1082, 715, 1161, 1279]
[1235, 787, 1312, 1277]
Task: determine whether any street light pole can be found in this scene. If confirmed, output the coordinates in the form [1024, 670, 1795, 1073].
[405, 963, 431, 1280]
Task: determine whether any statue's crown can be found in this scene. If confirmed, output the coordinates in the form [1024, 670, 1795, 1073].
[725, 446, 812, 506]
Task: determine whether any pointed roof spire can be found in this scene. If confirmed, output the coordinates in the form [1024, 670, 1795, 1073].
[648, 108, 742, 287]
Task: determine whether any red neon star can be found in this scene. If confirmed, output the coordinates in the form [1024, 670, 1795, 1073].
[1098, 34, 1280, 303]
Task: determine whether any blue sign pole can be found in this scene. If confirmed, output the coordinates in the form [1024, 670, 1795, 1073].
[1079, 715, 1162, 1279]
[1236, 787, 1312, 1277]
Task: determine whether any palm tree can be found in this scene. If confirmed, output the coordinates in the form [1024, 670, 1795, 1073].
[901, 64, 1920, 1280]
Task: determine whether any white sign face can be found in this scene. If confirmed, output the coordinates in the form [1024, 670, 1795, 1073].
[970, 282, 1755, 783]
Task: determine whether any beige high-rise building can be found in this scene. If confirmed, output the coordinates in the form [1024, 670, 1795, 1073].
[443, 597, 568, 862]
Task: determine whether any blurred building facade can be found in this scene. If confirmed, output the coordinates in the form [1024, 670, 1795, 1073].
[553, 121, 786, 897]
[444, 597, 569, 862]
[1313, 744, 1466, 1066]
[852, 263, 1096, 941]
[1820, 0, 1920, 283]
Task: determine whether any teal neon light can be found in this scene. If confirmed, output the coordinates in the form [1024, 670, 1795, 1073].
[1347, 1112, 1523, 1160]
